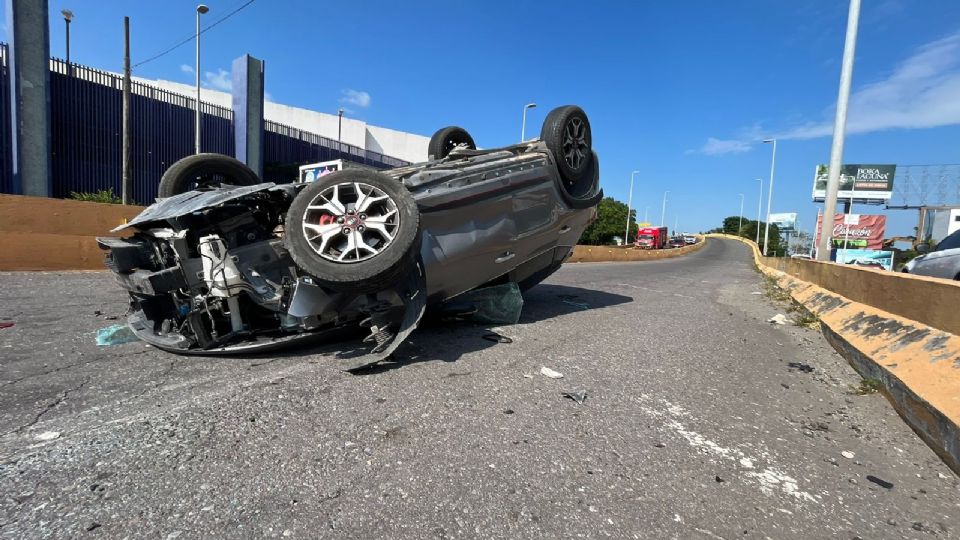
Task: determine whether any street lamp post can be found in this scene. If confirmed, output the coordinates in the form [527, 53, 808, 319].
[738, 193, 744, 236]
[624, 170, 639, 245]
[817, 0, 862, 262]
[520, 103, 536, 142]
[61, 9, 73, 66]
[755, 178, 763, 245]
[762, 138, 777, 255]
[194, 4, 209, 155]
[644, 206, 649, 224]
[660, 191, 669, 227]
[337, 108, 344, 144]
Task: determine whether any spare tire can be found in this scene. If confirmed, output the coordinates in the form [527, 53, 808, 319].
[157, 153, 261, 198]
[284, 169, 421, 293]
[540, 106, 594, 190]
[428, 126, 476, 160]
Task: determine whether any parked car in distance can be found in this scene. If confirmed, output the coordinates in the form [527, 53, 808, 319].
[668, 237, 686, 249]
[683, 235, 696, 245]
[902, 229, 960, 280]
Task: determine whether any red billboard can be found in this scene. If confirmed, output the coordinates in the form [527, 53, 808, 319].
[815, 214, 886, 250]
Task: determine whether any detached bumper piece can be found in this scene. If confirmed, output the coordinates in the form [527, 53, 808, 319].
[96, 236, 157, 273]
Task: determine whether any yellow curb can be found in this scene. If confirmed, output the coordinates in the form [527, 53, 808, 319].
[707, 233, 960, 475]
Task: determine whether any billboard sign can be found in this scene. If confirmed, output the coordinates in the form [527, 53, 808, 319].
[833, 249, 894, 272]
[815, 214, 887, 250]
[298, 159, 344, 183]
[812, 164, 896, 203]
[768, 212, 797, 232]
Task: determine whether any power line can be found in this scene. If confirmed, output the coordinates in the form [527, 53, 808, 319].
[133, 0, 257, 69]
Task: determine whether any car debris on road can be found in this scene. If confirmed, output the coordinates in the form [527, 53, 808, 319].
[562, 390, 588, 404]
[540, 367, 564, 379]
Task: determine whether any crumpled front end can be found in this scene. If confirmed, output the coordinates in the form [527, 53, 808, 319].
[97, 184, 423, 356]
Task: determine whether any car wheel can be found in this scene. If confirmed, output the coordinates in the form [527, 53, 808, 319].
[157, 153, 261, 198]
[428, 126, 476, 160]
[284, 169, 421, 293]
[540, 106, 599, 207]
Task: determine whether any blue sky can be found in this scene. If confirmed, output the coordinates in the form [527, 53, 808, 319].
[4, 0, 960, 237]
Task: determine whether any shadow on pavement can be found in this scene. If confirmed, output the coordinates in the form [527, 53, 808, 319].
[345, 283, 633, 376]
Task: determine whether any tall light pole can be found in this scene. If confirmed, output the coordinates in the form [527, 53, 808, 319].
[624, 170, 639, 244]
[194, 4, 209, 155]
[762, 138, 777, 255]
[61, 9, 74, 65]
[644, 206, 650, 224]
[817, 0, 861, 262]
[338, 108, 344, 144]
[660, 191, 669, 228]
[520, 103, 537, 142]
[738, 193, 744, 236]
[755, 178, 763, 245]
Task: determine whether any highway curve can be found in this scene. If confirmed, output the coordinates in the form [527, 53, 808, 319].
[0, 238, 958, 538]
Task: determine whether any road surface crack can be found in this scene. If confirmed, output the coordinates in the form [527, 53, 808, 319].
[9, 376, 91, 435]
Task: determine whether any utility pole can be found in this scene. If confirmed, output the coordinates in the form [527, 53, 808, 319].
[624, 170, 639, 245]
[62, 10, 73, 62]
[194, 4, 209, 154]
[62, 9, 74, 75]
[122, 16, 132, 204]
[738, 193, 744, 236]
[817, 0, 861, 262]
[660, 191, 668, 227]
[762, 139, 777, 255]
[755, 178, 763, 245]
[338, 108, 344, 144]
[521, 103, 536, 142]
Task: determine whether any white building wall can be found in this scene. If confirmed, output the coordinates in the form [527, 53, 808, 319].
[134, 77, 429, 163]
[366, 125, 429, 164]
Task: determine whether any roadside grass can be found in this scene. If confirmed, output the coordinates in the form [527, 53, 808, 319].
[762, 275, 792, 303]
[788, 303, 820, 329]
[763, 274, 821, 329]
[850, 377, 883, 396]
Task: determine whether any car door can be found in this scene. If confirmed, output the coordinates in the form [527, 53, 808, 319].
[914, 230, 960, 279]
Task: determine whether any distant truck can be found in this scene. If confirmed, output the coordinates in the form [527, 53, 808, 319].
[635, 226, 668, 249]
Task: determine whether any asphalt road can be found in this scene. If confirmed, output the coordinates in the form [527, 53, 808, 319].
[1, 238, 958, 539]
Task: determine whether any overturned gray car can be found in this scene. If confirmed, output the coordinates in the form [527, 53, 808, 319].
[98, 105, 602, 358]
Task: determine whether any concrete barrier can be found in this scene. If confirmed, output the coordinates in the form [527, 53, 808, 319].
[568, 237, 705, 263]
[708, 233, 960, 475]
[0, 194, 144, 271]
[0, 194, 708, 270]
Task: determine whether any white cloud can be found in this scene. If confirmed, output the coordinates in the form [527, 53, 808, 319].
[694, 137, 753, 156]
[180, 64, 194, 75]
[203, 68, 232, 92]
[339, 89, 371, 108]
[779, 30, 960, 140]
[696, 30, 960, 152]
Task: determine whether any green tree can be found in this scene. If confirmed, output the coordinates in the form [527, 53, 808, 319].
[579, 197, 637, 245]
[719, 215, 784, 255]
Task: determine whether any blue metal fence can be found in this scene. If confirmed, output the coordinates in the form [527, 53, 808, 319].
[0, 45, 12, 195]
[0, 44, 409, 204]
[49, 58, 236, 203]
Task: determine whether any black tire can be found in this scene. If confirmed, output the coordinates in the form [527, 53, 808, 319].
[284, 169, 421, 293]
[157, 153, 261, 198]
[541, 105, 594, 194]
[428, 126, 476, 160]
[558, 150, 603, 209]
